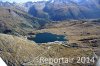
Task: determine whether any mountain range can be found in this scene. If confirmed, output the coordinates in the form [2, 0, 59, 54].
[28, 0, 100, 20]
[0, 0, 100, 21]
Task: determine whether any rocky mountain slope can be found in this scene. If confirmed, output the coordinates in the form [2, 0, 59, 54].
[28, 0, 100, 21]
[0, 7, 50, 35]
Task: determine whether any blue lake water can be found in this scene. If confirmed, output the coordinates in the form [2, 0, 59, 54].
[29, 33, 67, 43]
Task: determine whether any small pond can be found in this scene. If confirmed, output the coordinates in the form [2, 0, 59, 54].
[28, 32, 67, 43]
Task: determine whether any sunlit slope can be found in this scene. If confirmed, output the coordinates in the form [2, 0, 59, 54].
[0, 33, 93, 66]
[0, 7, 49, 35]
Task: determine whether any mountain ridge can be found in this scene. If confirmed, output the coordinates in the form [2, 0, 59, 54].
[0, 7, 50, 36]
[0, 0, 100, 21]
[28, 0, 100, 21]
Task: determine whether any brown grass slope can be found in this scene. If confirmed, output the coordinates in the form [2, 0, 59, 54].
[0, 33, 45, 66]
[0, 33, 94, 66]
[0, 7, 49, 36]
